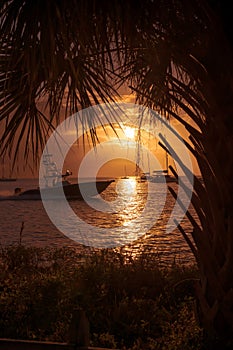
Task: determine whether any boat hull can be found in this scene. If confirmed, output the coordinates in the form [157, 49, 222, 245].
[18, 180, 114, 200]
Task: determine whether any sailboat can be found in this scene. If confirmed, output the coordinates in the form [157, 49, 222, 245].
[0, 159, 17, 182]
[120, 165, 130, 179]
[139, 172, 150, 181]
[150, 144, 177, 183]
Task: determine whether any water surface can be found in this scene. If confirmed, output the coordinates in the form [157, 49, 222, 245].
[0, 177, 197, 265]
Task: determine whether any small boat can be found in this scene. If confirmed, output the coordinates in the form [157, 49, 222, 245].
[149, 144, 177, 183]
[150, 170, 177, 183]
[138, 169, 176, 183]
[120, 165, 130, 179]
[139, 172, 150, 182]
[13, 154, 114, 200]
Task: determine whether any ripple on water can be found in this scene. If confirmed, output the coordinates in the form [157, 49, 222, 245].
[0, 178, 197, 265]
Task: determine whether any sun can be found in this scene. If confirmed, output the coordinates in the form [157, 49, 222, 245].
[124, 126, 135, 139]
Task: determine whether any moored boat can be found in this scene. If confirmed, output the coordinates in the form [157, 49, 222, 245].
[15, 179, 114, 200]
[149, 170, 177, 183]
[13, 154, 114, 200]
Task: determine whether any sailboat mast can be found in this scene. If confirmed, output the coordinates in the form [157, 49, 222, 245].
[165, 149, 169, 174]
[2, 159, 4, 179]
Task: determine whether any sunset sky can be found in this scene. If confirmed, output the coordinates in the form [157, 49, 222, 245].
[1, 92, 200, 179]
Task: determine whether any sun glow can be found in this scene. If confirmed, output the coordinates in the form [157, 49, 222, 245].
[124, 126, 135, 139]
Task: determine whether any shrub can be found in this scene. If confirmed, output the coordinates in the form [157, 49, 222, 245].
[0, 245, 202, 348]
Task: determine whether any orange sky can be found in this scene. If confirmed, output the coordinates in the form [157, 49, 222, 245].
[0, 93, 200, 178]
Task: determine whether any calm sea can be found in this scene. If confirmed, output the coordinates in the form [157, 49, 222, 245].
[0, 177, 197, 265]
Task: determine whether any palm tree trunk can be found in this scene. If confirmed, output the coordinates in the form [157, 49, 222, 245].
[195, 118, 233, 348]
[173, 27, 233, 347]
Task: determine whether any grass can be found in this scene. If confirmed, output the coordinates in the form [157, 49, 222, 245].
[0, 245, 203, 349]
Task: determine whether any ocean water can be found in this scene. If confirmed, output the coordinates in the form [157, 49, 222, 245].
[0, 177, 197, 265]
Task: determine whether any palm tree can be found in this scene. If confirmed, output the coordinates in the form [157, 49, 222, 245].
[126, 4, 233, 347]
[1, 0, 233, 347]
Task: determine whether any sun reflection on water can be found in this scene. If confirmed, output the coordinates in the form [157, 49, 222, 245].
[116, 177, 137, 198]
[115, 177, 145, 228]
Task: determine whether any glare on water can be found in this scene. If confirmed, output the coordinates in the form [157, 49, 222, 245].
[0, 177, 197, 265]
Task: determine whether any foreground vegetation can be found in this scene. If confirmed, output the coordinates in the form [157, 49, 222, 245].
[0, 245, 204, 349]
